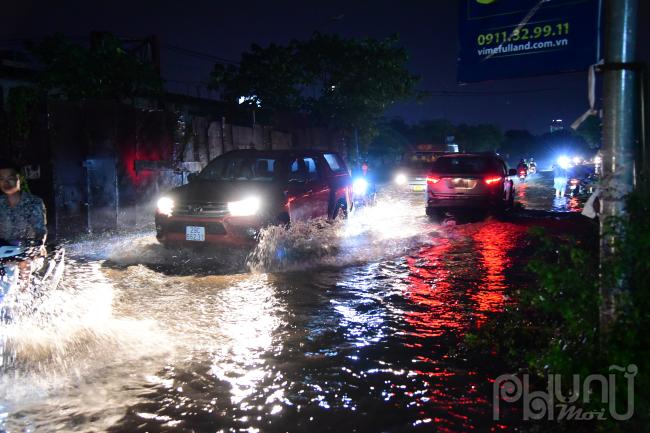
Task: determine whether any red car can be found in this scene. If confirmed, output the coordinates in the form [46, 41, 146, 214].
[155, 150, 351, 247]
[425, 153, 516, 217]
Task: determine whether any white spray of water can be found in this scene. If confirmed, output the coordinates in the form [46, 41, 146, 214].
[247, 194, 438, 273]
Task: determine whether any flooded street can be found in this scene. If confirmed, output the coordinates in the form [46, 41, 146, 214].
[1, 175, 576, 433]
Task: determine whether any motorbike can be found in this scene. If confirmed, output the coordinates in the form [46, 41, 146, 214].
[568, 174, 598, 198]
[518, 169, 527, 183]
[528, 164, 537, 175]
[351, 175, 377, 210]
[0, 241, 65, 323]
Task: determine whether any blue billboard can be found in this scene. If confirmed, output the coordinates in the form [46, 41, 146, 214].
[458, 0, 601, 83]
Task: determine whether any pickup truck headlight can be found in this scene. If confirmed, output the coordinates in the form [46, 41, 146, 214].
[228, 197, 261, 216]
[157, 196, 174, 216]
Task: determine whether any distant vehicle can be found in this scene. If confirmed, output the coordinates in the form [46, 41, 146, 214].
[155, 149, 351, 247]
[425, 153, 516, 217]
[393, 144, 458, 192]
[518, 169, 527, 183]
[568, 163, 598, 197]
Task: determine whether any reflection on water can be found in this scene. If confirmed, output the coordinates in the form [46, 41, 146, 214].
[1, 191, 531, 432]
[472, 221, 525, 325]
[517, 172, 584, 212]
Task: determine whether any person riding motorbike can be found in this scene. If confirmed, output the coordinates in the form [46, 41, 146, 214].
[516, 159, 528, 183]
[0, 159, 47, 292]
[516, 159, 528, 175]
[352, 160, 377, 209]
[528, 158, 537, 174]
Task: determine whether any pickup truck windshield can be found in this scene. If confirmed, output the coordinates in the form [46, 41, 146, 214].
[199, 157, 279, 181]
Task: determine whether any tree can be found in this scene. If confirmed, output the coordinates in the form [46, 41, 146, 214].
[29, 33, 163, 101]
[369, 118, 412, 163]
[500, 129, 537, 165]
[210, 32, 419, 140]
[409, 119, 455, 145]
[455, 123, 503, 152]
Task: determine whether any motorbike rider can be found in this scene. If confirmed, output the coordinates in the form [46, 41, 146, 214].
[528, 157, 537, 172]
[0, 159, 47, 286]
[0, 159, 46, 245]
[516, 159, 528, 175]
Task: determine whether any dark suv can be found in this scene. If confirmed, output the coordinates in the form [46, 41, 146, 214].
[425, 153, 516, 217]
[155, 149, 351, 246]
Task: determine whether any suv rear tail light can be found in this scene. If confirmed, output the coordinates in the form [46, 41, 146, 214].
[426, 176, 441, 184]
[484, 176, 503, 185]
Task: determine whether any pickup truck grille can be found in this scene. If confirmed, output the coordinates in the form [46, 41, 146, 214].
[173, 202, 229, 217]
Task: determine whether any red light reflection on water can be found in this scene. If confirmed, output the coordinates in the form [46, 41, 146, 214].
[404, 237, 463, 337]
[402, 220, 527, 431]
[471, 222, 526, 326]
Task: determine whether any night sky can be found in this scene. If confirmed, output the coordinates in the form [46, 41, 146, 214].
[2, 0, 649, 135]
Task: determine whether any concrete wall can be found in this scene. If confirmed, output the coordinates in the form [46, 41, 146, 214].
[45, 102, 297, 237]
[3, 95, 345, 238]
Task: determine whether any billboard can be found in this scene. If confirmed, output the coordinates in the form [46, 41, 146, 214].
[458, 0, 601, 83]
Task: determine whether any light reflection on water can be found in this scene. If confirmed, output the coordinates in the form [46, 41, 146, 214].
[1, 190, 529, 432]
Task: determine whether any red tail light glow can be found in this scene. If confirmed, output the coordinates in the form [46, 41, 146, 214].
[426, 176, 441, 184]
[484, 176, 503, 185]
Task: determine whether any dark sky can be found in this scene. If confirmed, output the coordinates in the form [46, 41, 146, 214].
[2, 0, 649, 134]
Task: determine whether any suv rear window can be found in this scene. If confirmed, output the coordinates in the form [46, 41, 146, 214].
[431, 156, 502, 175]
[323, 153, 347, 174]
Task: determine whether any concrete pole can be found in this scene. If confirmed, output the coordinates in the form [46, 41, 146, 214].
[600, 0, 639, 332]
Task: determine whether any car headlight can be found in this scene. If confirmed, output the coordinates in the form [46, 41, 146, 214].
[157, 196, 174, 216]
[395, 173, 407, 185]
[557, 156, 570, 169]
[352, 178, 368, 195]
[228, 197, 261, 216]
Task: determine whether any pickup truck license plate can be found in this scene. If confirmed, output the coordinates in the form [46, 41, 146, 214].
[185, 226, 205, 241]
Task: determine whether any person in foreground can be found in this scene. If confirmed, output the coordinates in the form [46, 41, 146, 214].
[0, 159, 47, 246]
[0, 159, 47, 295]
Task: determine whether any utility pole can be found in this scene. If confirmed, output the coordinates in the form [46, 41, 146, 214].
[600, 0, 639, 333]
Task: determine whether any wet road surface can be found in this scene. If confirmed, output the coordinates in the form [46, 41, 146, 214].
[0, 177, 579, 432]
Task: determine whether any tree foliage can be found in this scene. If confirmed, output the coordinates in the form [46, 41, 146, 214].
[500, 129, 537, 165]
[210, 32, 419, 135]
[455, 123, 503, 152]
[29, 33, 163, 101]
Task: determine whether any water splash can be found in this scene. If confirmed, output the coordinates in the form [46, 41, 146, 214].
[247, 194, 437, 273]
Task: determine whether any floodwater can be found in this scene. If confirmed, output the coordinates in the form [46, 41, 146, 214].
[0, 180, 566, 433]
